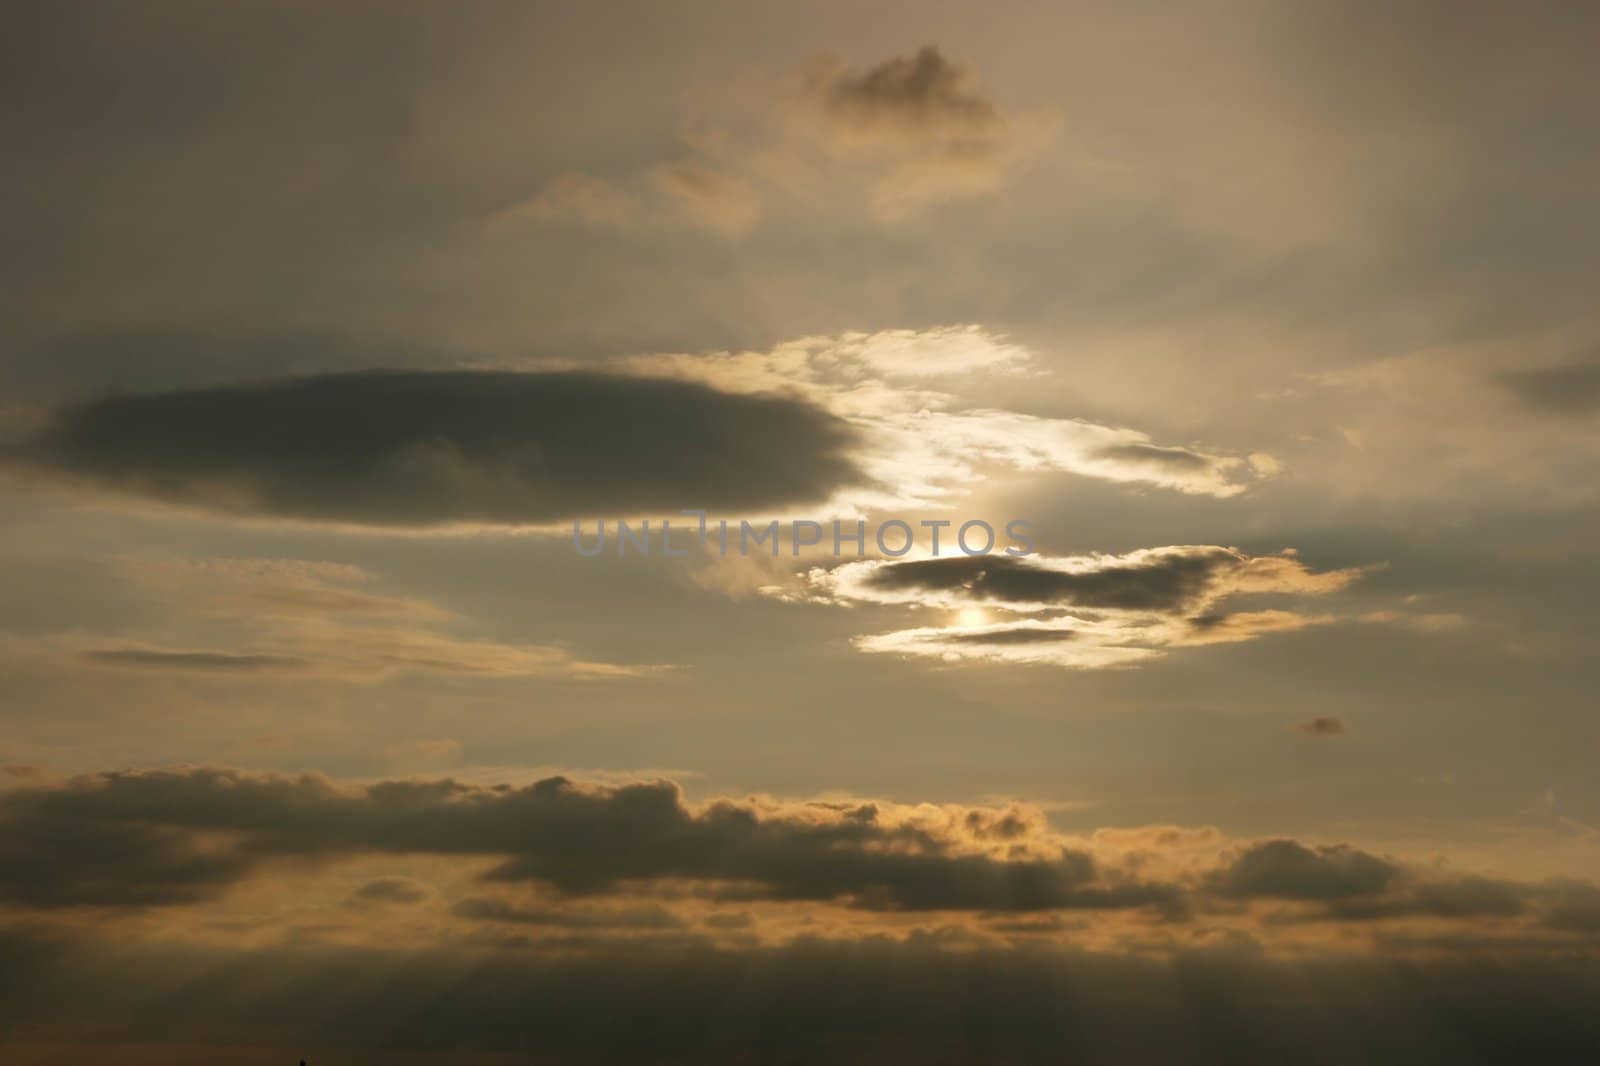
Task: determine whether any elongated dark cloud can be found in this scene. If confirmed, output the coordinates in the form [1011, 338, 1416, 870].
[851, 549, 1240, 611]
[451, 897, 687, 931]
[14, 371, 863, 526]
[943, 626, 1078, 646]
[0, 769, 1112, 913]
[1498, 360, 1600, 415]
[825, 547, 1359, 613]
[350, 876, 429, 905]
[1093, 443, 1222, 475]
[82, 648, 307, 673]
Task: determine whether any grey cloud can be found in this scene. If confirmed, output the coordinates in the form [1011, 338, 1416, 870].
[1322, 876, 1528, 922]
[944, 627, 1079, 646]
[1542, 880, 1600, 932]
[3, 767, 1586, 938]
[858, 549, 1240, 611]
[5, 767, 1598, 959]
[1209, 840, 1398, 901]
[796, 45, 1059, 218]
[822, 547, 1359, 669]
[0, 814, 253, 909]
[0, 769, 1113, 914]
[1498, 361, 1600, 415]
[1297, 716, 1347, 737]
[15, 370, 863, 526]
[83, 648, 308, 673]
[350, 876, 429, 905]
[818, 46, 1000, 138]
[1094, 443, 1221, 475]
[451, 897, 687, 931]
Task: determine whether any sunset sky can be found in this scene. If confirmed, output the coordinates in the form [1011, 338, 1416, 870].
[4, 3, 1600, 1062]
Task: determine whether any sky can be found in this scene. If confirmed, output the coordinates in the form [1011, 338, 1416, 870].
[3, 2, 1600, 1062]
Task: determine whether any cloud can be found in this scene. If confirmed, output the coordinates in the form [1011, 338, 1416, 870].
[807, 546, 1362, 669]
[856, 622, 1163, 670]
[10, 329, 1272, 531]
[10, 555, 654, 682]
[62, 630, 641, 683]
[451, 897, 687, 931]
[14, 370, 863, 527]
[0, 768, 1159, 915]
[827, 548, 1334, 612]
[1322, 876, 1527, 922]
[792, 46, 1060, 218]
[629, 327, 1266, 503]
[2, 766, 1589, 953]
[490, 171, 643, 228]
[1543, 880, 1600, 932]
[1209, 840, 1398, 901]
[1181, 609, 1334, 646]
[1298, 716, 1347, 737]
[814, 45, 1002, 140]
[81, 648, 308, 673]
[1497, 360, 1600, 416]
[501, 162, 760, 238]
[494, 46, 1058, 236]
[350, 876, 430, 905]
[651, 163, 763, 237]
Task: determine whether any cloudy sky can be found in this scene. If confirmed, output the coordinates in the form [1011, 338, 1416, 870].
[4, 2, 1600, 1062]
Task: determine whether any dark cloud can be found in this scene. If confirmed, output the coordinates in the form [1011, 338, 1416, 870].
[0, 769, 1116, 913]
[1094, 443, 1220, 475]
[818, 46, 1001, 137]
[0, 814, 253, 909]
[858, 549, 1240, 611]
[350, 876, 429, 905]
[451, 897, 687, 931]
[830, 548, 1357, 668]
[794, 45, 1058, 218]
[1542, 880, 1600, 932]
[1322, 876, 1527, 922]
[943, 626, 1078, 646]
[1297, 716, 1348, 737]
[5, 767, 1589, 946]
[83, 648, 307, 673]
[1209, 840, 1398, 901]
[1498, 360, 1600, 415]
[13, 370, 863, 526]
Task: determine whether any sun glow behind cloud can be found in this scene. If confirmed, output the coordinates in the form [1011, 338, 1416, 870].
[626, 325, 1268, 513]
